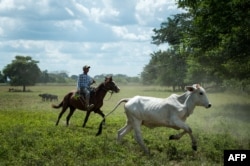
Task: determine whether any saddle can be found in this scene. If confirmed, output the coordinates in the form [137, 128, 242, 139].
[74, 87, 96, 100]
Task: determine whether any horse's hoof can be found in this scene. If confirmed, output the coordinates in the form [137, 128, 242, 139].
[169, 135, 175, 140]
[144, 149, 150, 156]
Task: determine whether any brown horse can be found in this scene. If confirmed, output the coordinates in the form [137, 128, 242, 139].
[52, 76, 120, 127]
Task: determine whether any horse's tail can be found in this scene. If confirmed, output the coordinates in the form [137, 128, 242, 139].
[51, 92, 73, 109]
[96, 98, 130, 136]
[51, 101, 63, 109]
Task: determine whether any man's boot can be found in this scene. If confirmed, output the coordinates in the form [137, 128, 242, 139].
[86, 99, 94, 110]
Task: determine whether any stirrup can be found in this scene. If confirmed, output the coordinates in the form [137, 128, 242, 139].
[87, 104, 94, 110]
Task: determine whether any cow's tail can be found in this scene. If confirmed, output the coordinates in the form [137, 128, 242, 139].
[96, 98, 130, 136]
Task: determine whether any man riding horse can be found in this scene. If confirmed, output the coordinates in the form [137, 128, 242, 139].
[53, 75, 120, 127]
[77, 65, 95, 110]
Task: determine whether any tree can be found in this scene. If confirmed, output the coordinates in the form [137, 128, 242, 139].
[3, 56, 41, 92]
[71, 75, 78, 81]
[141, 49, 187, 91]
[178, 0, 250, 82]
[0, 71, 5, 83]
[38, 70, 49, 84]
[145, 0, 249, 89]
[146, 14, 189, 89]
[141, 52, 161, 85]
[152, 13, 192, 47]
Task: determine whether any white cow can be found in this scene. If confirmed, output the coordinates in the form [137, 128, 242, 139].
[96, 84, 211, 154]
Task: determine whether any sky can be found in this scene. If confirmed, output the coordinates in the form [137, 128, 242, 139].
[0, 0, 183, 77]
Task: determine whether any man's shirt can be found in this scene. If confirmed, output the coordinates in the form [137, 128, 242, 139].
[77, 74, 93, 89]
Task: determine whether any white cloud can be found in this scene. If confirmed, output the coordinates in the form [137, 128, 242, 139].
[0, 17, 21, 36]
[0, 0, 182, 76]
[135, 0, 180, 26]
[54, 19, 84, 31]
[65, 7, 75, 17]
[0, 27, 3, 36]
[111, 26, 149, 41]
[75, 3, 90, 17]
[0, 0, 25, 11]
[89, 6, 119, 24]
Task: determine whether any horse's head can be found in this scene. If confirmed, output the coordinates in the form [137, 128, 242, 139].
[103, 76, 120, 93]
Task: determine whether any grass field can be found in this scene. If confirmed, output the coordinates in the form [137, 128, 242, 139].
[0, 84, 249, 166]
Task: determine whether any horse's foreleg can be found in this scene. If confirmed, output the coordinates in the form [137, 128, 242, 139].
[66, 107, 75, 126]
[82, 111, 91, 127]
[96, 109, 105, 124]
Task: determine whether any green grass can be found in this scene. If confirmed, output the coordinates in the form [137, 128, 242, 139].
[0, 84, 249, 165]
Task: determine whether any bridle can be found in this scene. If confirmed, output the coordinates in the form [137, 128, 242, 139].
[102, 81, 118, 101]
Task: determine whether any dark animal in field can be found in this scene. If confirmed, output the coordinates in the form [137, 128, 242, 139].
[48, 94, 58, 101]
[39, 93, 50, 101]
[39, 93, 58, 101]
[52, 76, 120, 127]
[9, 88, 22, 92]
[96, 84, 211, 154]
[9, 88, 14, 92]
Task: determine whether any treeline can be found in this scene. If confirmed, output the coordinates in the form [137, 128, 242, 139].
[0, 56, 140, 91]
[0, 63, 139, 85]
[94, 74, 139, 84]
[0, 70, 139, 85]
[38, 70, 76, 84]
[38, 71, 140, 84]
[141, 0, 249, 92]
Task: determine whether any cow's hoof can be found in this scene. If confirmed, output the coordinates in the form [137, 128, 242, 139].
[144, 149, 150, 156]
[169, 135, 175, 140]
[192, 145, 197, 151]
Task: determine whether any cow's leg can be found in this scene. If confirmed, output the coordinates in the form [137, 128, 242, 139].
[66, 107, 75, 126]
[82, 111, 91, 127]
[132, 119, 149, 154]
[117, 111, 133, 142]
[117, 122, 132, 142]
[187, 129, 197, 151]
[169, 120, 197, 151]
[169, 131, 186, 140]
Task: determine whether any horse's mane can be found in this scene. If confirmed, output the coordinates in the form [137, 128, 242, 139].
[94, 82, 105, 92]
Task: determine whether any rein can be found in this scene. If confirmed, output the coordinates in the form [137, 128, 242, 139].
[101, 85, 114, 101]
[95, 83, 115, 101]
[104, 91, 114, 101]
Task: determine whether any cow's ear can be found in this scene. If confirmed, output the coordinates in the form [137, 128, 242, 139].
[196, 84, 200, 89]
[186, 86, 195, 92]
